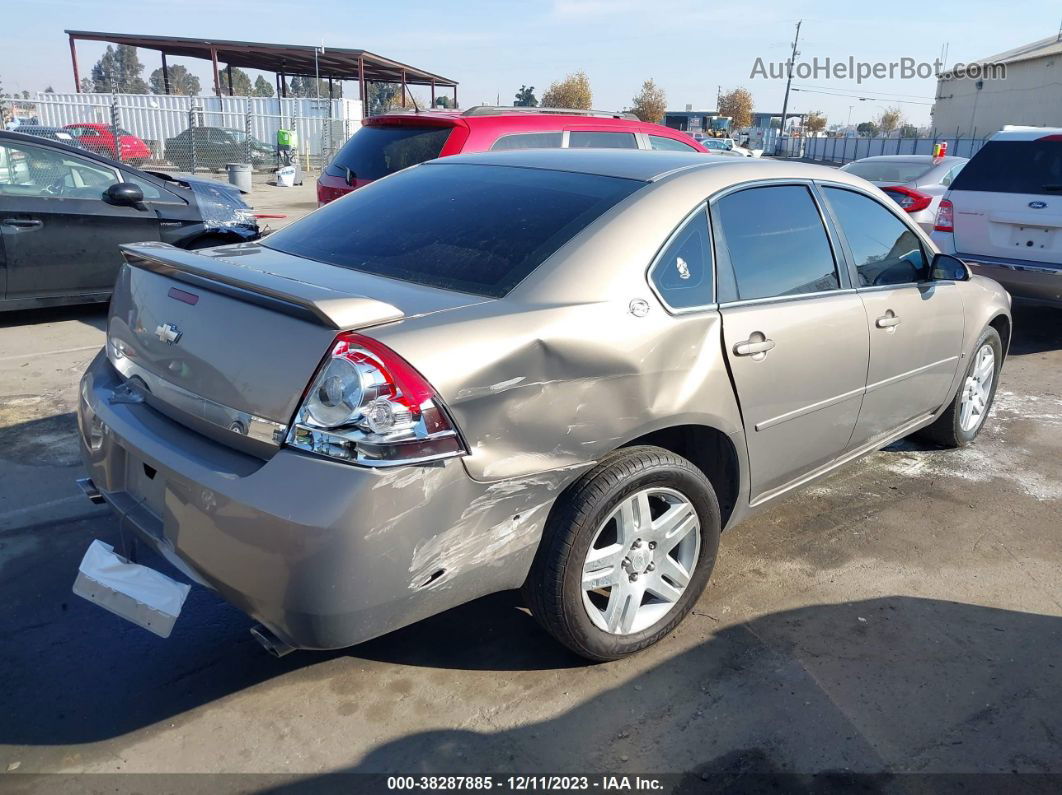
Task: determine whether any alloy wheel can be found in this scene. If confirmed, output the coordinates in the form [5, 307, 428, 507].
[960, 343, 995, 432]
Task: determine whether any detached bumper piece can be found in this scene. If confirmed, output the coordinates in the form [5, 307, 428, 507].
[73, 539, 191, 638]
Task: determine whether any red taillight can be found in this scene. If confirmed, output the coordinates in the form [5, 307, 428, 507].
[882, 186, 932, 213]
[934, 199, 955, 233]
[316, 179, 351, 206]
[287, 332, 464, 465]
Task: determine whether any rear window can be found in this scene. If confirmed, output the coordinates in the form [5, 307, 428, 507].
[326, 124, 452, 181]
[950, 140, 1062, 195]
[262, 162, 643, 298]
[841, 160, 932, 183]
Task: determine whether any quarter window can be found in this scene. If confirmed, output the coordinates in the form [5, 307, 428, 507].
[490, 132, 564, 151]
[649, 207, 713, 310]
[648, 135, 696, 152]
[567, 131, 638, 149]
[715, 185, 839, 301]
[823, 187, 927, 286]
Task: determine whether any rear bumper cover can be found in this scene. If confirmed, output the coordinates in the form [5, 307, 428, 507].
[960, 254, 1062, 307]
[78, 351, 561, 649]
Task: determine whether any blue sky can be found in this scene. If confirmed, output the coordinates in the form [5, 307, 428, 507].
[1, 0, 1057, 127]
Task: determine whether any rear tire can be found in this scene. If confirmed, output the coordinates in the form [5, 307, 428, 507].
[523, 446, 721, 662]
[915, 326, 1002, 448]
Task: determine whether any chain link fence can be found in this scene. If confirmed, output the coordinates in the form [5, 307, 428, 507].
[5, 92, 359, 177]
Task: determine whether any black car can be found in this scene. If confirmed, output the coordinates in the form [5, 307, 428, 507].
[10, 125, 88, 149]
[0, 130, 259, 311]
[163, 127, 275, 172]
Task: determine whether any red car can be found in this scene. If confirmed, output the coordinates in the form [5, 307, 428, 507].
[317, 106, 709, 205]
[63, 123, 151, 166]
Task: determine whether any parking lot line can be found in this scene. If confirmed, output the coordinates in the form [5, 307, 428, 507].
[0, 344, 102, 363]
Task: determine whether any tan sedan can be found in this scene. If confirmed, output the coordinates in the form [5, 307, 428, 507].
[76, 149, 1011, 660]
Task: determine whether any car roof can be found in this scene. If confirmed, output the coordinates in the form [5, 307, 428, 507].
[425, 148, 852, 184]
[848, 155, 966, 164]
[992, 126, 1062, 141]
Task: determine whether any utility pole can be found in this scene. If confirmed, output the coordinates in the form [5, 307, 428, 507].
[776, 19, 802, 154]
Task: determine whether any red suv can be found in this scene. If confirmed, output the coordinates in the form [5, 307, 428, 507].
[317, 106, 709, 205]
[64, 123, 151, 166]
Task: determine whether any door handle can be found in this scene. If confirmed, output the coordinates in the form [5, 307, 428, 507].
[1, 218, 43, 229]
[876, 312, 901, 329]
[734, 336, 776, 357]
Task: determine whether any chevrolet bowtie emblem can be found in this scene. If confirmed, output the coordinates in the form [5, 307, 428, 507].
[155, 323, 182, 345]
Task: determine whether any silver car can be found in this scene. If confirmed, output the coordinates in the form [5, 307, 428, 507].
[76, 150, 1011, 661]
[841, 155, 968, 233]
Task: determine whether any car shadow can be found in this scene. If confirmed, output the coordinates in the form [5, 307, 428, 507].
[260, 596, 1061, 781]
[1008, 303, 1061, 356]
[0, 302, 107, 332]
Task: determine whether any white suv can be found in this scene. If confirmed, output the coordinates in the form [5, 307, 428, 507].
[931, 126, 1062, 307]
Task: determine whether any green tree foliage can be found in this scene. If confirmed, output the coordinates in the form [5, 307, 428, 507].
[541, 72, 591, 110]
[433, 95, 453, 109]
[367, 82, 403, 115]
[857, 121, 879, 137]
[253, 75, 275, 97]
[91, 45, 149, 94]
[148, 64, 201, 96]
[513, 85, 537, 107]
[630, 78, 666, 123]
[220, 67, 254, 96]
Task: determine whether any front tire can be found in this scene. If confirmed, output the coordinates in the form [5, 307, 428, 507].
[524, 446, 721, 661]
[916, 326, 1002, 448]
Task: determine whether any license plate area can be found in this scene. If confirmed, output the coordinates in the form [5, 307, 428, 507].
[1009, 225, 1052, 252]
[124, 452, 167, 519]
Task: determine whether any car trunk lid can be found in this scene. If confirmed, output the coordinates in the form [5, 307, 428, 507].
[108, 242, 486, 452]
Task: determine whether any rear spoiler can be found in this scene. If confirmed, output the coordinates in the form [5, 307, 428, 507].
[120, 242, 404, 330]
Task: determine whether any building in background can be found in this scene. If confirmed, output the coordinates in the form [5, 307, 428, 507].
[932, 33, 1062, 135]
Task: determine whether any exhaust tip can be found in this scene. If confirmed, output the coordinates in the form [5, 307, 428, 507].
[76, 478, 105, 505]
[250, 624, 296, 658]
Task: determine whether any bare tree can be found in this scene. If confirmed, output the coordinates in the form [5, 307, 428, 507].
[717, 88, 753, 130]
[630, 79, 666, 123]
[877, 107, 903, 136]
[541, 71, 592, 110]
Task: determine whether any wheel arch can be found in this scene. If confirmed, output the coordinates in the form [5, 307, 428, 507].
[988, 313, 1011, 358]
[620, 423, 742, 530]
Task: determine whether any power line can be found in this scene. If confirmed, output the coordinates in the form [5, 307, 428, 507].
[790, 87, 934, 106]
[790, 83, 934, 100]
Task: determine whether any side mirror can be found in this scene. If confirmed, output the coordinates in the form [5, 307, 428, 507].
[105, 182, 145, 207]
[930, 252, 971, 282]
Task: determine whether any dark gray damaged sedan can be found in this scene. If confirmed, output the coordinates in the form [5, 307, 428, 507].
[77, 149, 1011, 660]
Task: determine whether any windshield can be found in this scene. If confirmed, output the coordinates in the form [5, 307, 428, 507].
[950, 140, 1062, 195]
[325, 124, 452, 182]
[841, 159, 933, 183]
[263, 162, 643, 297]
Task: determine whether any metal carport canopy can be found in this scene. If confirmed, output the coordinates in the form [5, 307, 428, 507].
[65, 30, 458, 100]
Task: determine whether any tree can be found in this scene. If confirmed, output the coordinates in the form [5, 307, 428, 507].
[253, 75, 274, 97]
[79, 77, 94, 93]
[148, 64, 201, 96]
[44, 85, 54, 93]
[90, 44, 148, 93]
[717, 87, 753, 129]
[876, 106, 903, 136]
[433, 95, 453, 109]
[220, 67, 254, 96]
[899, 123, 919, 138]
[856, 121, 879, 138]
[804, 110, 827, 134]
[513, 85, 537, 107]
[630, 78, 666, 123]
[366, 82, 402, 115]
[541, 71, 591, 110]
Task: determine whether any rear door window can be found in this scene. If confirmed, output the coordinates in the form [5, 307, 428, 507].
[568, 131, 638, 149]
[950, 139, 1062, 195]
[490, 132, 564, 151]
[262, 162, 643, 298]
[648, 135, 697, 152]
[715, 185, 839, 301]
[326, 125, 452, 181]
